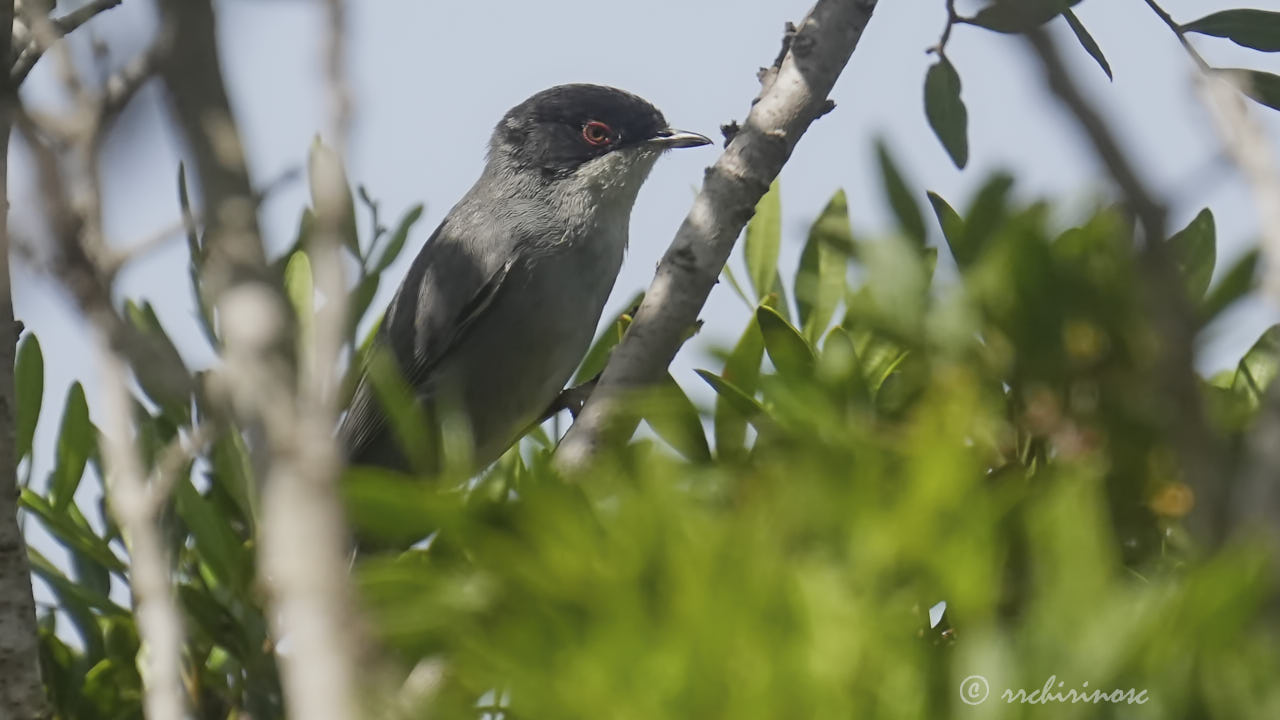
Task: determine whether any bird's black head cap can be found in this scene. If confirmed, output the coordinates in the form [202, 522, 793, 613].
[493, 84, 669, 177]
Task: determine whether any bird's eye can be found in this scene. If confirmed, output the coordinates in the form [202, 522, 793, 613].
[582, 121, 614, 147]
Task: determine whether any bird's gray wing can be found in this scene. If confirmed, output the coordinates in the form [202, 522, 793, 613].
[340, 215, 520, 464]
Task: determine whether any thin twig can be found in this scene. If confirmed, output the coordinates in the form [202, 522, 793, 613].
[10, 0, 124, 86]
[1140, 0, 1210, 71]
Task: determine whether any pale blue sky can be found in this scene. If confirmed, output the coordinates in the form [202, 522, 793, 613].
[12, 0, 1280, 605]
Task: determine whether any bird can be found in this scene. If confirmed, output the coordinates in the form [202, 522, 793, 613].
[340, 84, 711, 474]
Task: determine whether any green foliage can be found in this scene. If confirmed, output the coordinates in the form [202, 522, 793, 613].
[1183, 9, 1280, 52]
[22, 133, 1280, 720]
[923, 57, 969, 168]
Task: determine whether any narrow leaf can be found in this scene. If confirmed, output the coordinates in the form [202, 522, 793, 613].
[714, 316, 765, 461]
[307, 137, 361, 256]
[969, 0, 1083, 33]
[15, 333, 43, 462]
[574, 292, 642, 384]
[924, 57, 969, 168]
[757, 305, 816, 378]
[697, 370, 770, 430]
[926, 192, 965, 261]
[373, 203, 424, 274]
[641, 374, 711, 462]
[796, 191, 851, 344]
[174, 476, 249, 592]
[744, 179, 782, 300]
[1201, 248, 1258, 322]
[1064, 9, 1113, 80]
[1184, 9, 1280, 52]
[1234, 325, 1280, 407]
[51, 383, 93, 511]
[876, 141, 927, 248]
[1168, 208, 1216, 300]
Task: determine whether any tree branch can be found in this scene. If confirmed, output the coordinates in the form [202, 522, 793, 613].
[554, 0, 881, 471]
[1024, 28, 1229, 546]
[10, 0, 124, 86]
[0, 0, 48, 714]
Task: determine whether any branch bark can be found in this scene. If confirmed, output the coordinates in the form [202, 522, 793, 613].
[554, 0, 880, 471]
[0, 0, 48, 714]
[156, 3, 361, 718]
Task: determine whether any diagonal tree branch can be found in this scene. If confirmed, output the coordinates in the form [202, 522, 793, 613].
[10, 0, 124, 86]
[554, 0, 881, 471]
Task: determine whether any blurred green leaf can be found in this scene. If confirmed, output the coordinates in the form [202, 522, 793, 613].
[959, 173, 1015, 269]
[876, 141, 926, 248]
[697, 369, 769, 431]
[714, 315, 765, 461]
[744, 179, 782, 300]
[124, 300, 190, 419]
[1217, 68, 1280, 112]
[575, 292, 642, 385]
[373, 203, 424, 274]
[796, 191, 850, 344]
[757, 305, 815, 378]
[284, 249, 314, 343]
[22, 489, 125, 574]
[641, 374, 711, 462]
[51, 382, 93, 512]
[1064, 9, 1112, 80]
[1233, 325, 1280, 407]
[348, 273, 381, 336]
[1168, 208, 1216, 300]
[15, 332, 43, 463]
[1184, 9, 1280, 52]
[1202, 248, 1258, 322]
[924, 57, 969, 169]
[175, 476, 250, 593]
[926, 191, 964, 256]
[308, 136, 361, 257]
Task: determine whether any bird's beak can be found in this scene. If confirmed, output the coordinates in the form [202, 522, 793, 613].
[649, 127, 713, 149]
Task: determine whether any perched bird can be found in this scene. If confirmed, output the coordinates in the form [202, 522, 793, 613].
[341, 84, 711, 473]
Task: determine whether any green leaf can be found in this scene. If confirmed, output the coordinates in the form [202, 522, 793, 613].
[28, 547, 126, 617]
[757, 305, 815, 378]
[720, 263, 753, 309]
[1202, 248, 1258, 321]
[348, 273, 381, 336]
[21, 489, 126, 575]
[958, 173, 1015, 269]
[284, 249, 314, 342]
[51, 382, 93, 512]
[819, 326, 871, 405]
[924, 57, 969, 169]
[373, 203, 424, 274]
[1064, 9, 1113, 80]
[641, 374, 711, 462]
[124, 300, 190, 419]
[714, 315, 765, 461]
[926, 192, 965, 262]
[796, 191, 851, 344]
[15, 333, 43, 462]
[744, 179, 782, 300]
[174, 475, 250, 592]
[1184, 9, 1280, 52]
[876, 141, 926, 248]
[1168, 208, 1216, 300]
[307, 136, 361, 257]
[574, 293, 642, 385]
[969, 0, 1083, 33]
[1217, 68, 1280, 112]
[697, 370, 770, 432]
[1233, 325, 1280, 407]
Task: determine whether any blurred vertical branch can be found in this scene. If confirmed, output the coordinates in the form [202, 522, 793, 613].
[156, 2, 361, 719]
[0, 2, 47, 717]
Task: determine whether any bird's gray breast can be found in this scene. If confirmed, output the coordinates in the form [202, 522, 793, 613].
[427, 211, 628, 467]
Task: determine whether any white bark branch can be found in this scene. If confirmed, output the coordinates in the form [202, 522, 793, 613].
[554, 0, 880, 471]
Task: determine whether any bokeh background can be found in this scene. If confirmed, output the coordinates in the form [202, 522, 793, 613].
[12, 0, 1280, 606]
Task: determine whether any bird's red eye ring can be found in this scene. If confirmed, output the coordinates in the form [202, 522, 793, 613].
[582, 121, 614, 147]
